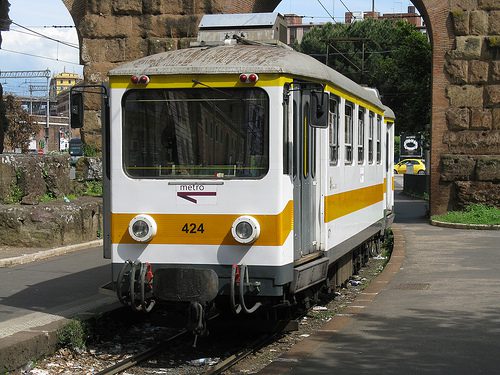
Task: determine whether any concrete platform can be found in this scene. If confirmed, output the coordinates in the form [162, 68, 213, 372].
[0, 245, 117, 372]
[258, 194, 500, 374]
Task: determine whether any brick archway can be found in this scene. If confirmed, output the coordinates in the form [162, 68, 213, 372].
[61, 0, 500, 215]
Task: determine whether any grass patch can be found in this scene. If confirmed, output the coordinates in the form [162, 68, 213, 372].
[4, 183, 23, 204]
[83, 181, 103, 197]
[40, 192, 56, 203]
[432, 204, 500, 225]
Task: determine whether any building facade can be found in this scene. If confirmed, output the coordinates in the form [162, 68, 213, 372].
[49, 72, 82, 98]
[346, 6, 425, 32]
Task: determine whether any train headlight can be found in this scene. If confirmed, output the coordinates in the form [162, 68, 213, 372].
[128, 215, 157, 242]
[231, 216, 260, 244]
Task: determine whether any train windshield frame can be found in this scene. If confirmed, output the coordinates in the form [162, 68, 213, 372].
[122, 88, 269, 179]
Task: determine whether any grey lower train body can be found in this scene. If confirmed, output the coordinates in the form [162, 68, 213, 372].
[109, 215, 392, 307]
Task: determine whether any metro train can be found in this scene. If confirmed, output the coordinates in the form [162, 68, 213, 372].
[71, 13, 395, 336]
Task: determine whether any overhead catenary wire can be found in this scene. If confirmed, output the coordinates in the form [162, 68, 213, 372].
[299, 15, 346, 20]
[9, 28, 79, 48]
[13, 25, 75, 28]
[328, 43, 362, 72]
[311, 50, 397, 56]
[43, 25, 75, 28]
[338, 0, 357, 20]
[0, 47, 80, 66]
[315, 0, 337, 23]
[10, 21, 79, 49]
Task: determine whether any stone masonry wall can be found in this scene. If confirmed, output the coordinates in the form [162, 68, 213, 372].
[61, 0, 280, 148]
[59, 0, 499, 214]
[443, 0, 500, 210]
[0, 155, 103, 247]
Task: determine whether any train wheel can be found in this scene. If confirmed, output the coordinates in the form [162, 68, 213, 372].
[369, 238, 381, 257]
[362, 243, 370, 266]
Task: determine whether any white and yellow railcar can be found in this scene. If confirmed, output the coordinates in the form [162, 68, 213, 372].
[74, 13, 395, 328]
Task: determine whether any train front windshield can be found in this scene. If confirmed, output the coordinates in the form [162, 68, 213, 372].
[122, 88, 269, 179]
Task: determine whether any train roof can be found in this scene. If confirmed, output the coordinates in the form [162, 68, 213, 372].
[109, 44, 385, 111]
[384, 106, 396, 120]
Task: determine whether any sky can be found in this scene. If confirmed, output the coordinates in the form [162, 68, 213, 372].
[0, 0, 416, 97]
[276, 0, 416, 22]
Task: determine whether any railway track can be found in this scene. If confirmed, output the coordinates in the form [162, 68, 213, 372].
[205, 330, 280, 375]
[95, 327, 189, 375]
[95, 318, 288, 375]
[27, 251, 389, 374]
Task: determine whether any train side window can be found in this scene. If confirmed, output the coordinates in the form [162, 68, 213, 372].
[329, 96, 339, 165]
[376, 115, 382, 164]
[283, 92, 290, 175]
[385, 130, 390, 172]
[345, 102, 353, 165]
[368, 112, 374, 164]
[358, 107, 365, 164]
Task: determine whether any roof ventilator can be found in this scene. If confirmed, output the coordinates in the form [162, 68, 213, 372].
[191, 12, 289, 47]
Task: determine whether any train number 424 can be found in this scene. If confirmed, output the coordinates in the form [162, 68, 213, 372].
[182, 223, 205, 234]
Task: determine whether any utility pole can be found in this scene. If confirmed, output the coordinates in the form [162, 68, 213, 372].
[361, 40, 365, 82]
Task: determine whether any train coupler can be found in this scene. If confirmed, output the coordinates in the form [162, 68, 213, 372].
[116, 260, 156, 313]
[230, 264, 263, 315]
[187, 301, 210, 348]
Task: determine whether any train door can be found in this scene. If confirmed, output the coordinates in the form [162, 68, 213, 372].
[385, 122, 394, 210]
[293, 88, 321, 259]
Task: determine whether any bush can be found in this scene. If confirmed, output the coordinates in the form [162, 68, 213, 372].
[82, 143, 99, 157]
[57, 319, 89, 351]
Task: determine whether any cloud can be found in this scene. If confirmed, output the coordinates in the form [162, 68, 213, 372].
[2, 27, 80, 68]
[0, 0, 82, 95]
[0, 27, 82, 96]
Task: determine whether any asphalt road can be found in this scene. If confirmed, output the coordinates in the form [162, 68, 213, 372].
[0, 246, 112, 339]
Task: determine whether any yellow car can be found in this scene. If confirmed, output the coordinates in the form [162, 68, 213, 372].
[394, 159, 426, 175]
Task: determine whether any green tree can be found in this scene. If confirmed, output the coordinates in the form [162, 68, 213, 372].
[299, 19, 431, 135]
[4, 95, 40, 152]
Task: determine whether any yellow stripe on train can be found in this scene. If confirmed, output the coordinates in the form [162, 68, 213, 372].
[111, 201, 294, 246]
[324, 183, 384, 222]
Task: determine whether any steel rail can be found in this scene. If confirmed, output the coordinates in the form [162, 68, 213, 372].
[96, 311, 220, 375]
[204, 317, 301, 375]
[95, 328, 188, 375]
[205, 331, 279, 375]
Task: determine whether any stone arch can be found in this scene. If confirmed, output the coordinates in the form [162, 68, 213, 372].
[61, 0, 500, 215]
[411, 0, 500, 215]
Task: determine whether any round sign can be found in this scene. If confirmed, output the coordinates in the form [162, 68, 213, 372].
[403, 138, 419, 151]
